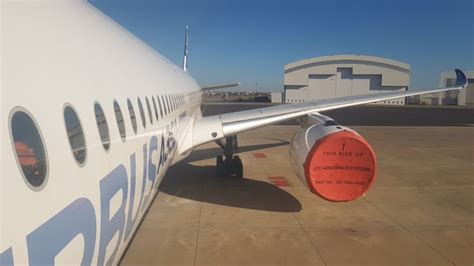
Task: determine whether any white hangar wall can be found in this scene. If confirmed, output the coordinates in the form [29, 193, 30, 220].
[440, 70, 474, 105]
[284, 55, 411, 105]
[415, 71, 473, 106]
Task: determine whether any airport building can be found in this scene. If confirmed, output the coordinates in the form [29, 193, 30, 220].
[284, 55, 410, 105]
[418, 71, 474, 105]
[270, 92, 283, 103]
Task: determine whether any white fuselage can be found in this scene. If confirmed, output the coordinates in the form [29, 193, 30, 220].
[1, 0, 202, 264]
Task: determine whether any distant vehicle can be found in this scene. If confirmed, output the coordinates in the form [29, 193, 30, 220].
[254, 96, 271, 102]
[1, 0, 467, 264]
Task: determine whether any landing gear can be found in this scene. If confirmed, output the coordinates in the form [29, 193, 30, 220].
[215, 136, 243, 178]
[216, 155, 225, 177]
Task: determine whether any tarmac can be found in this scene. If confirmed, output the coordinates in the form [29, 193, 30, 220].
[121, 105, 474, 266]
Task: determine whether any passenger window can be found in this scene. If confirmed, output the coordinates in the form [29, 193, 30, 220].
[64, 105, 86, 165]
[157, 95, 164, 118]
[137, 98, 146, 129]
[114, 101, 126, 142]
[166, 94, 173, 113]
[127, 99, 138, 134]
[145, 97, 153, 124]
[11, 110, 48, 188]
[162, 95, 168, 115]
[152, 97, 159, 121]
[94, 103, 110, 151]
[169, 95, 172, 111]
[161, 95, 169, 115]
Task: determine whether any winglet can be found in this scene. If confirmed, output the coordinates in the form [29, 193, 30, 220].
[454, 69, 468, 88]
[182, 26, 189, 72]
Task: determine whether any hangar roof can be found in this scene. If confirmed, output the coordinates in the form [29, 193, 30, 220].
[285, 55, 410, 73]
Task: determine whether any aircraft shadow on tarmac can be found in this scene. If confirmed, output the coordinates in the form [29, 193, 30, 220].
[182, 139, 290, 163]
[160, 162, 302, 213]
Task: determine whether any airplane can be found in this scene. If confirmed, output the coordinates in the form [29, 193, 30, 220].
[0, 0, 468, 265]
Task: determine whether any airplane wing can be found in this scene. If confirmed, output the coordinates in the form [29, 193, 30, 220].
[201, 83, 241, 91]
[181, 69, 467, 153]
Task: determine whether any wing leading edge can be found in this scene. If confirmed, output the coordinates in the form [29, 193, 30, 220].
[201, 83, 241, 91]
[181, 69, 467, 154]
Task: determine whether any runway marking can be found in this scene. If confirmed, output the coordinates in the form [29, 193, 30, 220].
[253, 152, 267, 158]
[268, 176, 285, 179]
[268, 176, 290, 187]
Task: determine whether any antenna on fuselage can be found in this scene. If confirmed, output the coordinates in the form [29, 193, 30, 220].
[182, 25, 189, 72]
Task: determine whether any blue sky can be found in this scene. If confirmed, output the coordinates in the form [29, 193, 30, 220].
[90, 0, 473, 91]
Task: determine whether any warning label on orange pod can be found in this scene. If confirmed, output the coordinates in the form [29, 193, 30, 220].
[304, 131, 376, 202]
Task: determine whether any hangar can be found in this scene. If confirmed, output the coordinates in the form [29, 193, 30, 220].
[284, 55, 410, 105]
[440, 70, 474, 105]
[421, 71, 474, 105]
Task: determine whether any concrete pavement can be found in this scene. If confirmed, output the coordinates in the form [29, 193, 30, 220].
[121, 125, 474, 266]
